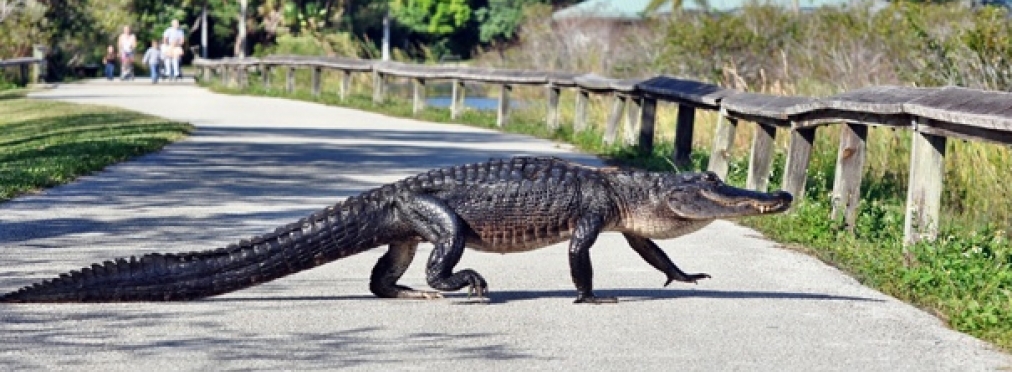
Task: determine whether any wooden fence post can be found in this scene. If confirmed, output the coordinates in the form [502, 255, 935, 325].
[413, 78, 426, 116]
[707, 109, 738, 180]
[574, 89, 589, 132]
[239, 66, 248, 88]
[547, 84, 561, 130]
[673, 104, 696, 169]
[903, 120, 947, 245]
[261, 64, 270, 90]
[31, 45, 46, 83]
[638, 97, 657, 154]
[286, 66, 295, 93]
[219, 66, 227, 85]
[340, 70, 351, 100]
[372, 70, 385, 103]
[497, 84, 512, 127]
[624, 96, 641, 146]
[603, 94, 625, 145]
[782, 127, 817, 200]
[451, 78, 465, 119]
[19, 64, 28, 85]
[831, 123, 868, 230]
[311, 67, 321, 97]
[746, 122, 777, 191]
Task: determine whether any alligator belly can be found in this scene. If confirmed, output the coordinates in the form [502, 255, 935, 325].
[466, 233, 572, 254]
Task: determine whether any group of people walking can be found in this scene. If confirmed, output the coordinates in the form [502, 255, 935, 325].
[102, 20, 186, 83]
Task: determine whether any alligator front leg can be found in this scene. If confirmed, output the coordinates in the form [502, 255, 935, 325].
[370, 241, 443, 299]
[622, 233, 710, 286]
[396, 194, 488, 299]
[570, 215, 617, 304]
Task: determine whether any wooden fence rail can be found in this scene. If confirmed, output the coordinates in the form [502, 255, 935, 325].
[0, 57, 45, 86]
[193, 56, 1012, 246]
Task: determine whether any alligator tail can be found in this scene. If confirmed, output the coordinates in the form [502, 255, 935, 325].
[1, 201, 380, 303]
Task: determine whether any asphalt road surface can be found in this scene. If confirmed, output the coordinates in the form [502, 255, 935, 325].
[1, 79, 1009, 371]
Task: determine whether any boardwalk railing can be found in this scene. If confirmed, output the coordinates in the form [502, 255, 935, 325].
[0, 57, 45, 85]
[193, 56, 1012, 245]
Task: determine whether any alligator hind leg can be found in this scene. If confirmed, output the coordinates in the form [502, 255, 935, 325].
[622, 233, 710, 286]
[370, 241, 443, 299]
[396, 194, 488, 298]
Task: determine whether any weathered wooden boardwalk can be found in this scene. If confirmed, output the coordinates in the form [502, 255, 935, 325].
[0, 80, 1009, 370]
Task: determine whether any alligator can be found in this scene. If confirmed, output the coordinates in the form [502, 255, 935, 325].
[0, 157, 792, 304]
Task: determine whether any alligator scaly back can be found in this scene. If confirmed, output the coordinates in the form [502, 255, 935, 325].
[0, 192, 394, 303]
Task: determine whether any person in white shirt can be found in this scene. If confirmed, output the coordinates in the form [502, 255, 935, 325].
[162, 19, 185, 80]
[117, 25, 137, 80]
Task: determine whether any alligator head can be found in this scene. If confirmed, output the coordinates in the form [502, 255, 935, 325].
[665, 171, 793, 219]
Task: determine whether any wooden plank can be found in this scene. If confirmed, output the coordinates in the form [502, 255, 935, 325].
[624, 97, 641, 146]
[340, 70, 351, 100]
[372, 70, 384, 103]
[707, 109, 739, 180]
[603, 94, 625, 145]
[413, 78, 426, 116]
[639, 97, 657, 154]
[311, 67, 321, 97]
[830, 123, 868, 230]
[496, 84, 512, 127]
[547, 85, 561, 130]
[635, 75, 736, 109]
[574, 89, 589, 132]
[904, 86, 1012, 133]
[903, 119, 947, 245]
[451, 79, 465, 120]
[286, 66, 295, 94]
[746, 122, 777, 191]
[672, 104, 696, 169]
[782, 127, 817, 200]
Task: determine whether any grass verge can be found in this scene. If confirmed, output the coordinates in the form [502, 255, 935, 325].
[0, 90, 194, 201]
[203, 78, 1012, 352]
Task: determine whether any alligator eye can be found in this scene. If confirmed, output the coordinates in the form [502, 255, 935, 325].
[703, 172, 720, 182]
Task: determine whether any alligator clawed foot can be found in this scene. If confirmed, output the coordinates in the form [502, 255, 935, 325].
[400, 290, 444, 299]
[464, 283, 490, 304]
[578, 295, 615, 303]
[386, 285, 444, 299]
[664, 272, 711, 287]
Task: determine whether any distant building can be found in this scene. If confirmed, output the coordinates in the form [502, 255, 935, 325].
[552, 0, 877, 20]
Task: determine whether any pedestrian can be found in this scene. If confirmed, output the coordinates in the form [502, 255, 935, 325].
[141, 40, 162, 84]
[117, 25, 137, 80]
[162, 19, 185, 80]
[160, 41, 171, 78]
[102, 45, 116, 80]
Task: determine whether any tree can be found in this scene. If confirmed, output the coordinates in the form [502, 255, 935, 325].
[475, 0, 523, 45]
[389, 0, 471, 36]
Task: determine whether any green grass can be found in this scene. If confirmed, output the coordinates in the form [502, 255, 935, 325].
[0, 93, 193, 201]
[202, 75, 1012, 352]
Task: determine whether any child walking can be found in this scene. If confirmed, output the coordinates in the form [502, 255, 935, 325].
[141, 40, 162, 83]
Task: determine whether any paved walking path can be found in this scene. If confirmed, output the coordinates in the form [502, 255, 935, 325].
[1, 80, 1009, 371]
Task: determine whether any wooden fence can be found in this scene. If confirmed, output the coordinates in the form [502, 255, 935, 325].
[193, 55, 1012, 245]
[0, 57, 45, 85]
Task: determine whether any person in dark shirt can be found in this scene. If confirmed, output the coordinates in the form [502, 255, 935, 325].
[102, 45, 116, 80]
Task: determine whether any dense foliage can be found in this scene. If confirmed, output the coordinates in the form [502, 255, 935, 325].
[0, 0, 580, 79]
